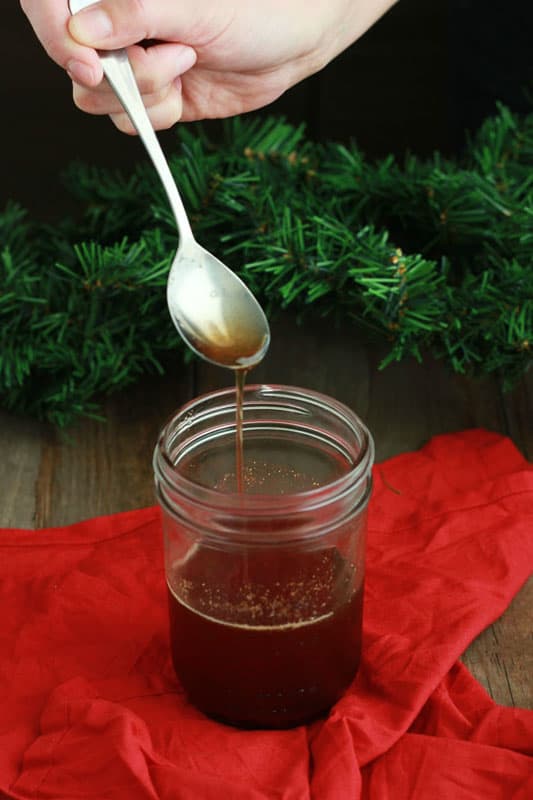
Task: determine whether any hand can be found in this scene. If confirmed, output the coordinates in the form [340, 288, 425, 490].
[20, 0, 396, 132]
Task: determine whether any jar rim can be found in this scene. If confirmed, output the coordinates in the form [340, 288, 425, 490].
[154, 384, 374, 517]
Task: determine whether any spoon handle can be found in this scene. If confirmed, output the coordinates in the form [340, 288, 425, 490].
[68, 0, 193, 244]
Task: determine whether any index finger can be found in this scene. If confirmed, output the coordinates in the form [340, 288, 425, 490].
[20, 0, 103, 85]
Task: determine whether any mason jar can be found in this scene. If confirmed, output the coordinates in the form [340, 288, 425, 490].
[153, 384, 374, 729]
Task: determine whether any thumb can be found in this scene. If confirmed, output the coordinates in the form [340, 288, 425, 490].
[67, 0, 225, 50]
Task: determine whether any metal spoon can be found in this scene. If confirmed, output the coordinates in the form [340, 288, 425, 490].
[68, 0, 270, 369]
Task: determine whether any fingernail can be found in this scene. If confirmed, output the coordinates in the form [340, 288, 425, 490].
[66, 59, 97, 86]
[70, 6, 113, 44]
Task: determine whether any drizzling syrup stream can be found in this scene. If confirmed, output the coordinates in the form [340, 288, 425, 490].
[235, 369, 248, 493]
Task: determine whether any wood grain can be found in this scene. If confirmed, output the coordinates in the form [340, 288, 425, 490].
[502, 367, 533, 461]
[462, 578, 533, 709]
[0, 411, 44, 528]
[195, 314, 513, 462]
[34, 368, 193, 528]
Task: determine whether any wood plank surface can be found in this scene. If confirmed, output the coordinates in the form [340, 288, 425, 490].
[194, 314, 514, 462]
[1, 320, 531, 710]
[33, 367, 193, 528]
[462, 582, 532, 710]
[0, 411, 44, 529]
[503, 367, 533, 460]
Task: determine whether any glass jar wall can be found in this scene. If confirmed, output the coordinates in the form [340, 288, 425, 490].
[153, 385, 374, 728]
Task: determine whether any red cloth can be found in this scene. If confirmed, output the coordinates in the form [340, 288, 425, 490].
[1, 429, 532, 799]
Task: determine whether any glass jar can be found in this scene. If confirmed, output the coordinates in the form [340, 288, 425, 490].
[153, 384, 374, 729]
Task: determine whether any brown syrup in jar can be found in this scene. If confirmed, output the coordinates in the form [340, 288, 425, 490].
[167, 546, 363, 729]
[165, 349, 364, 727]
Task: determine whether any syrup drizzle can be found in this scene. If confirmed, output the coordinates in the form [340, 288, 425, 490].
[235, 368, 248, 493]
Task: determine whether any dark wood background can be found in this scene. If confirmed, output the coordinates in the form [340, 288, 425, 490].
[1, 2, 531, 710]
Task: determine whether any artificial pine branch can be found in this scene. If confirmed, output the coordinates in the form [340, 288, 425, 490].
[0, 105, 531, 425]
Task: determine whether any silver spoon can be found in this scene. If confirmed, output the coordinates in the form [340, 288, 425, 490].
[68, 0, 270, 369]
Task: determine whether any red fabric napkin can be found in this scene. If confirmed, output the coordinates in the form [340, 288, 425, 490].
[1, 429, 532, 800]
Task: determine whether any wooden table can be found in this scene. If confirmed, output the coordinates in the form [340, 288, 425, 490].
[1, 314, 531, 709]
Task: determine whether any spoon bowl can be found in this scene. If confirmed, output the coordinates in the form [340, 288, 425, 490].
[167, 241, 270, 369]
[69, 0, 270, 370]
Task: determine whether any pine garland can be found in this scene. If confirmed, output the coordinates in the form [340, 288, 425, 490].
[1, 104, 531, 425]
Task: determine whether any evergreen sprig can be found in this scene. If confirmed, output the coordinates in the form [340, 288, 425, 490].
[1, 105, 531, 425]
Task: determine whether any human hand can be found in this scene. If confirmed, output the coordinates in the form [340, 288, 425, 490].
[20, 0, 396, 132]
